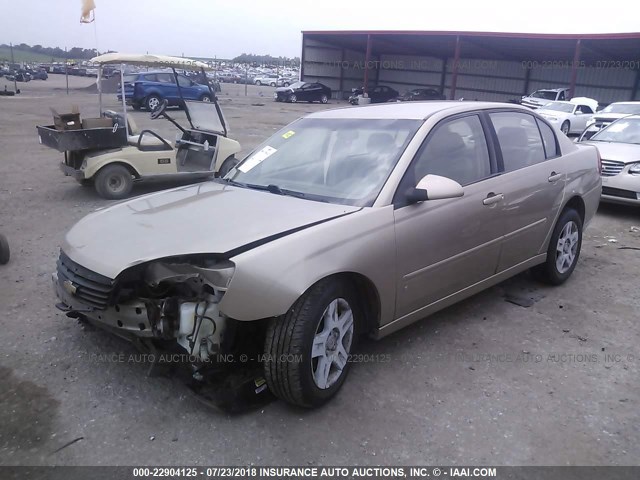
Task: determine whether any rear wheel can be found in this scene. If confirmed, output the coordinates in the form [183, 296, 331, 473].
[561, 121, 570, 135]
[94, 164, 134, 200]
[264, 278, 360, 407]
[532, 208, 582, 285]
[145, 94, 162, 112]
[200, 94, 211, 102]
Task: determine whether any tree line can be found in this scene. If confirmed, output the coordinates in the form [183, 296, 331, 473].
[1, 43, 99, 60]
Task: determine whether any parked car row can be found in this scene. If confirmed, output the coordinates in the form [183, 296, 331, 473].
[348, 86, 447, 105]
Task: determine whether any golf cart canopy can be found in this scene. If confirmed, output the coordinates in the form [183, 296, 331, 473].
[91, 53, 212, 71]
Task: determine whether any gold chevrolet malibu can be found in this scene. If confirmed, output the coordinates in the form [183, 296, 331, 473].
[53, 101, 601, 408]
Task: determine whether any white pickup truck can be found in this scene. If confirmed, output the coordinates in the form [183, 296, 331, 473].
[521, 88, 571, 109]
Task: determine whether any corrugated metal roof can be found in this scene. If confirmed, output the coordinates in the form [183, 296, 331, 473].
[302, 31, 640, 62]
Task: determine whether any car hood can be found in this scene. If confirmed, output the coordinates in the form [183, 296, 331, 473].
[62, 182, 360, 279]
[586, 141, 640, 164]
[275, 86, 294, 93]
[537, 109, 568, 119]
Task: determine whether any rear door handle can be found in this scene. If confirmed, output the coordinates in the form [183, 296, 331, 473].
[483, 192, 504, 206]
[548, 172, 563, 182]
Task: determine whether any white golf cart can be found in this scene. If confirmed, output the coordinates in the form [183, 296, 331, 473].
[36, 54, 241, 199]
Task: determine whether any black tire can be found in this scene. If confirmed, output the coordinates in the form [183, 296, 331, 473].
[145, 94, 162, 112]
[269, 82, 276, 87]
[94, 164, 134, 200]
[263, 278, 361, 408]
[284, 82, 290, 87]
[561, 121, 570, 135]
[200, 94, 211, 102]
[217, 155, 238, 178]
[255, 80, 262, 86]
[532, 208, 582, 285]
[0, 234, 10, 265]
[288, 94, 297, 103]
[320, 94, 329, 104]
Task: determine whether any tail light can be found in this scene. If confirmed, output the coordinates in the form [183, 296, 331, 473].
[595, 147, 602, 175]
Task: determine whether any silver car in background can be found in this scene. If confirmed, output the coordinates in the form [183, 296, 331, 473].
[53, 102, 601, 408]
[582, 115, 640, 205]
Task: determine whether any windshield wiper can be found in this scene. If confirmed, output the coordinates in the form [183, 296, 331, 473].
[223, 179, 330, 202]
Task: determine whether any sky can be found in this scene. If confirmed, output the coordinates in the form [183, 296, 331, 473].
[0, 0, 638, 59]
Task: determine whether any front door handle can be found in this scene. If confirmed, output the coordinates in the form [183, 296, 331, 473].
[548, 171, 563, 182]
[483, 192, 504, 206]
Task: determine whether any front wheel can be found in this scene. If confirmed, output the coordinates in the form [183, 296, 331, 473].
[263, 278, 360, 407]
[94, 164, 134, 200]
[288, 94, 297, 103]
[269, 82, 276, 87]
[320, 94, 329, 104]
[532, 208, 582, 285]
[561, 121, 570, 135]
[200, 94, 211, 102]
[255, 80, 262, 86]
[216, 155, 239, 178]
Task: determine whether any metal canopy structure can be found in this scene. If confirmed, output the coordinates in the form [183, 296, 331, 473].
[301, 30, 640, 102]
[91, 53, 212, 70]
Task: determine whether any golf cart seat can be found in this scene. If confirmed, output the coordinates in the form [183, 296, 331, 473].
[103, 110, 172, 150]
[125, 115, 171, 149]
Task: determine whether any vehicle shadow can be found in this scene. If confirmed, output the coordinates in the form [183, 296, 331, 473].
[596, 202, 639, 222]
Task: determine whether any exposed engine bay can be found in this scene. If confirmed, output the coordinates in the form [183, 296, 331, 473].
[53, 252, 273, 411]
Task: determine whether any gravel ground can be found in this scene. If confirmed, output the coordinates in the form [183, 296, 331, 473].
[0, 74, 639, 467]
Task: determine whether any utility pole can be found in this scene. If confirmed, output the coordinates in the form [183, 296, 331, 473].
[65, 46, 69, 95]
[10, 43, 17, 93]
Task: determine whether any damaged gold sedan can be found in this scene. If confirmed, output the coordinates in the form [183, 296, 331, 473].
[53, 102, 601, 408]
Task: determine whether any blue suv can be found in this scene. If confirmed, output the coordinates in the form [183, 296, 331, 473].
[119, 71, 213, 111]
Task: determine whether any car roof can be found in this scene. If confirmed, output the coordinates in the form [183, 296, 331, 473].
[306, 101, 533, 120]
[609, 101, 640, 105]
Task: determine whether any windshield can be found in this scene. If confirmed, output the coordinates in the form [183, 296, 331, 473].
[288, 81, 305, 89]
[541, 102, 574, 113]
[226, 118, 422, 207]
[530, 91, 557, 100]
[591, 118, 640, 144]
[600, 103, 640, 114]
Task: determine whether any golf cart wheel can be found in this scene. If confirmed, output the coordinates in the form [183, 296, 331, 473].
[200, 94, 211, 102]
[94, 164, 134, 200]
[217, 155, 239, 178]
[263, 277, 360, 408]
[288, 94, 297, 103]
[0, 234, 10, 265]
[320, 94, 329, 104]
[145, 94, 162, 112]
[532, 208, 582, 285]
[561, 121, 570, 135]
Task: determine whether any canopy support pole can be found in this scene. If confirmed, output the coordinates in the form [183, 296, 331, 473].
[363, 34, 372, 96]
[98, 65, 103, 115]
[120, 64, 129, 138]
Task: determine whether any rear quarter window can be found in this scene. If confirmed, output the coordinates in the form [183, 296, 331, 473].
[536, 118, 560, 158]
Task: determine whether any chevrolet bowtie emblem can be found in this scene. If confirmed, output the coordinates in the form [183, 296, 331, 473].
[63, 279, 78, 295]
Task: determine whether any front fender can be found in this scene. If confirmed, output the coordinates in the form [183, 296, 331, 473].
[218, 206, 397, 328]
[214, 137, 242, 172]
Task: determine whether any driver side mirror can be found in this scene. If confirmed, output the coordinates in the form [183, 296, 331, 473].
[406, 174, 464, 204]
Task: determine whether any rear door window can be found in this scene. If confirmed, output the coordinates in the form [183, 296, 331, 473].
[490, 112, 546, 172]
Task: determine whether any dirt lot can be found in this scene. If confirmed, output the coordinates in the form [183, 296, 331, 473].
[0, 74, 639, 467]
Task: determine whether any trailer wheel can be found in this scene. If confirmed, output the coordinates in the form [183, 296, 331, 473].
[95, 164, 134, 200]
[0, 234, 10, 265]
